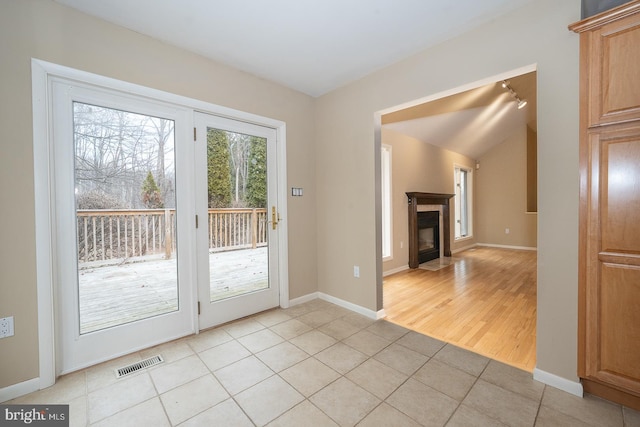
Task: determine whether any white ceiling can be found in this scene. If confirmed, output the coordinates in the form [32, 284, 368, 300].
[54, 0, 534, 97]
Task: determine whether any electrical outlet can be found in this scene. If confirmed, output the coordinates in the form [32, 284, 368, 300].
[353, 265, 360, 278]
[0, 316, 14, 338]
[505, 228, 510, 234]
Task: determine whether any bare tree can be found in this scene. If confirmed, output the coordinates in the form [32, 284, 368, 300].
[227, 132, 251, 206]
[148, 117, 175, 207]
[73, 102, 175, 209]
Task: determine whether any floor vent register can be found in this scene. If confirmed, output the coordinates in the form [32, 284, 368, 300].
[115, 355, 164, 378]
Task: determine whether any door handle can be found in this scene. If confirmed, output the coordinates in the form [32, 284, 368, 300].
[271, 206, 278, 230]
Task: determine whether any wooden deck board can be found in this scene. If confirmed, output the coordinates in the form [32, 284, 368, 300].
[78, 247, 267, 334]
[383, 246, 537, 372]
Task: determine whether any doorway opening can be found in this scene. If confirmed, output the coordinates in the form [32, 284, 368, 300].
[377, 67, 538, 371]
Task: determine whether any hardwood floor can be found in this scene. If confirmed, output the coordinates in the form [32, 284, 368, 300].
[383, 246, 537, 372]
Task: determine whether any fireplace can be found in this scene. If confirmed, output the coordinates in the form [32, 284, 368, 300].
[417, 211, 440, 263]
[406, 192, 454, 268]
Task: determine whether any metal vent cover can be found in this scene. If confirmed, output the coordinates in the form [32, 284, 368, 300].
[115, 355, 164, 378]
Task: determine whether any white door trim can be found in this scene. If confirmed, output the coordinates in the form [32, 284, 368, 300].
[31, 58, 289, 389]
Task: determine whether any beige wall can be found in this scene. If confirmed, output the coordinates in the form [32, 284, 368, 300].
[476, 126, 537, 248]
[382, 128, 476, 273]
[315, 0, 581, 383]
[0, 0, 584, 392]
[0, 0, 317, 389]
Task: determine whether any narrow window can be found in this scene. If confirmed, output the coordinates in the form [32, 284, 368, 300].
[381, 145, 392, 260]
[454, 165, 472, 239]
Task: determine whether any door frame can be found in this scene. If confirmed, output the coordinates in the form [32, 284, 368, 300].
[31, 59, 289, 389]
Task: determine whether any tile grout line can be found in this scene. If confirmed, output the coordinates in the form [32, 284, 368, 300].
[187, 346, 261, 426]
[262, 307, 392, 425]
[440, 357, 492, 427]
[532, 384, 547, 427]
[142, 354, 175, 426]
[269, 314, 371, 425]
[319, 326, 434, 426]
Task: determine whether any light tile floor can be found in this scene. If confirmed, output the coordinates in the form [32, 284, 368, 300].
[7, 299, 640, 426]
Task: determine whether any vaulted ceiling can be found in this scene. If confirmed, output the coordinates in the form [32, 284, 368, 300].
[383, 71, 537, 159]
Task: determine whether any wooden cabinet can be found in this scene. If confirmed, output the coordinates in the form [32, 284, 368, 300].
[570, 0, 640, 410]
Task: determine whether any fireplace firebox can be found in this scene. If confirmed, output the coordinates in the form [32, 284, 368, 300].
[417, 211, 440, 263]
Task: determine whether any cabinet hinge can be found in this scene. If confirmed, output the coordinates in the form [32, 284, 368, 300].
[193, 127, 196, 141]
[197, 301, 201, 315]
[195, 214, 198, 228]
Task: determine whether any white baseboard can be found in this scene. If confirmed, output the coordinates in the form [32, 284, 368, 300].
[288, 292, 319, 306]
[383, 265, 409, 277]
[318, 293, 380, 320]
[291, 292, 383, 320]
[452, 243, 477, 254]
[477, 243, 537, 251]
[0, 377, 40, 403]
[533, 368, 583, 397]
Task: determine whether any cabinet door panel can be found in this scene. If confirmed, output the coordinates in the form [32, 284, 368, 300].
[599, 264, 640, 386]
[601, 137, 640, 253]
[590, 12, 640, 126]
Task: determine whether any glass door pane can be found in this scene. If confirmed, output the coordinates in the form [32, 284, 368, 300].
[205, 128, 269, 302]
[73, 102, 178, 334]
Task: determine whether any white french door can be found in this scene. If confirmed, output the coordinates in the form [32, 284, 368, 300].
[51, 79, 195, 373]
[194, 113, 281, 329]
[41, 63, 287, 376]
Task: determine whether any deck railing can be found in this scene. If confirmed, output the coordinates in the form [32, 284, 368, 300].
[76, 208, 267, 264]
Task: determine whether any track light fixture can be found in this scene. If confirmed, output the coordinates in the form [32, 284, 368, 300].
[501, 80, 527, 109]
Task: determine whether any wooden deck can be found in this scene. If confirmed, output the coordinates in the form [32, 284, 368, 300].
[78, 247, 268, 334]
